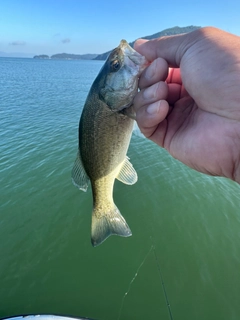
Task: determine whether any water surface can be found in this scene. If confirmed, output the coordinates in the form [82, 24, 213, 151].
[1, 57, 240, 320]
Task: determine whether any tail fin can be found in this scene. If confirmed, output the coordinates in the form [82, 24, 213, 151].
[91, 204, 132, 247]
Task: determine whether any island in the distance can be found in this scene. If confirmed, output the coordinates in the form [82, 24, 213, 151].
[33, 54, 50, 59]
[33, 25, 201, 60]
[33, 53, 98, 60]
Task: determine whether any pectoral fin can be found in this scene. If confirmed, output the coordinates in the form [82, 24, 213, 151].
[71, 151, 89, 192]
[121, 105, 136, 120]
[116, 157, 138, 185]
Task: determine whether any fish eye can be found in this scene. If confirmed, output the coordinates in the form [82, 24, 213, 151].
[111, 60, 120, 72]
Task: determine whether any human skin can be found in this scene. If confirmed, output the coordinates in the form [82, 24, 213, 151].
[133, 27, 240, 183]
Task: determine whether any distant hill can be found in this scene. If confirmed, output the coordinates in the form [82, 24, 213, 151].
[51, 53, 98, 60]
[33, 53, 98, 60]
[94, 25, 201, 60]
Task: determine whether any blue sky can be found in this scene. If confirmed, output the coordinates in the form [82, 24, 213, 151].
[1, 0, 240, 57]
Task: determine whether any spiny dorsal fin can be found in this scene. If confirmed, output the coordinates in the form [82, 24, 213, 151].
[71, 151, 89, 192]
[116, 157, 138, 185]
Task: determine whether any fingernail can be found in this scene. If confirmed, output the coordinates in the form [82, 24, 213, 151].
[145, 59, 156, 79]
[143, 83, 157, 99]
[147, 101, 160, 115]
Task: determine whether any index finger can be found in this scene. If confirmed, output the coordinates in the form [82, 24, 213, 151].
[134, 33, 189, 67]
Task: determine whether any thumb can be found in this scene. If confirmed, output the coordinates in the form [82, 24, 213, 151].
[134, 30, 201, 67]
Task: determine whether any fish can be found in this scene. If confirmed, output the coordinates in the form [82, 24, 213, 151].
[72, 40, 148, 247]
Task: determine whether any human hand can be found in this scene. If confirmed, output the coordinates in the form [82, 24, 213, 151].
[133, 27, 240, 183]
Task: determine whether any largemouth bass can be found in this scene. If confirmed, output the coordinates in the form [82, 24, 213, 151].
[72, 40, 147, 247]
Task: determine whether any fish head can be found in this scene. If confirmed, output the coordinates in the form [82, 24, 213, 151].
[99, 40, 148, 111]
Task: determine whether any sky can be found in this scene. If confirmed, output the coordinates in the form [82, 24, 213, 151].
[1, 0, 240, 57]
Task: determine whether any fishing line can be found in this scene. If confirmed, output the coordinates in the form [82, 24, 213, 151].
[150, 235, 174, 320]
[117, 245, 154, 320]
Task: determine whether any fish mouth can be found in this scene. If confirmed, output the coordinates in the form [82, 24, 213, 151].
[119, 39, 149, 74]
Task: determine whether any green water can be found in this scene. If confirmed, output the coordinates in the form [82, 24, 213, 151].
[1, 57, 240, 320]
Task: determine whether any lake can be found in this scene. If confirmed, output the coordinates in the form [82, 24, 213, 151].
[1, 57, 240, 320]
